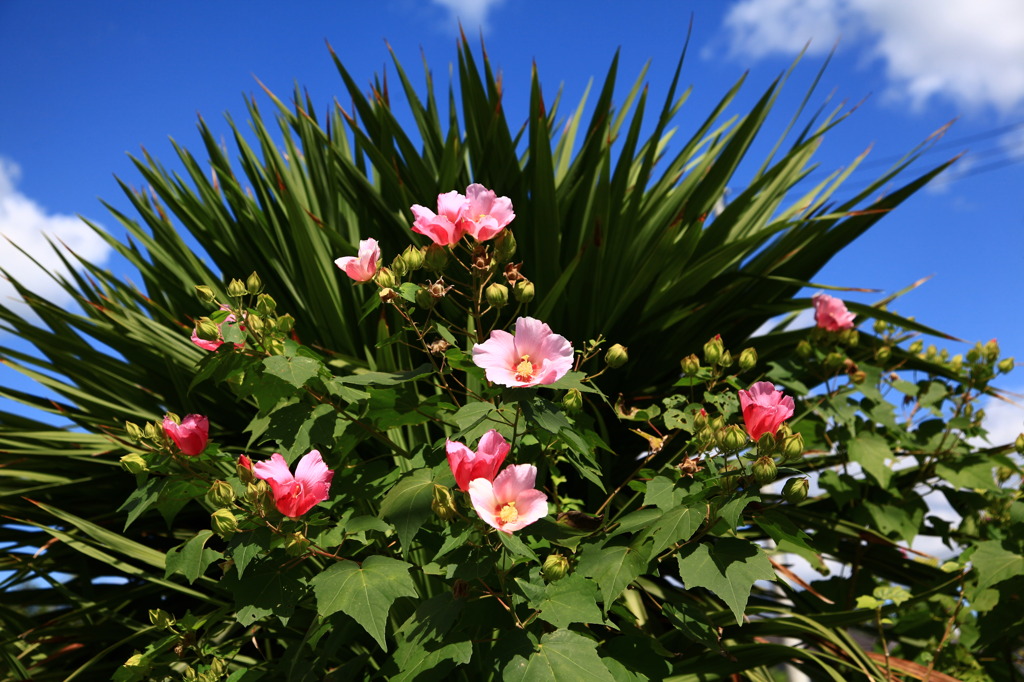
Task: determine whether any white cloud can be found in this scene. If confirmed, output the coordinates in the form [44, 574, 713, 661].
[720, 0, 1024, 112]
[975, 385, 1024, 446]
[430, 0, 505, 31]
[0, 158, 111, 315]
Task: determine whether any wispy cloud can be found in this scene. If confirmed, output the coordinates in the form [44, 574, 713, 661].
[430, 0, 505, 32]
[0, 158, 111, 317]
[719, 0, 1024, 112]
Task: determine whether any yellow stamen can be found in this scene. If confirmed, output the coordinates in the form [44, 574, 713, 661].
[499, 501, 518, 524]
[514, 355, 535, 382]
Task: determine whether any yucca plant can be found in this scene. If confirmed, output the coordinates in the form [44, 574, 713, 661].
[3, 37, 1017, 681]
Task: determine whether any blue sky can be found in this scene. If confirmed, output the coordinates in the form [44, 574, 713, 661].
[0, 0, 1022, 441]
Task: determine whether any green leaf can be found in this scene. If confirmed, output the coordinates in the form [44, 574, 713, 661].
[228, 527, 273, 578]
[310, 555, 418, 650]
[643, 476, 684, 511]
[263, 354, 322, 388]
[333, 364, 434, 386]
[847, 433, 893, 488]
[503, 629, 616, 682]
[164, 530, 222, 584]
[222, 554, 306, 625]
[383, 594, 472, 681]
[676, 538, 776, 624]
[497, 528, 540, 562]
[578, 544, 646, 608]
[379, 468, 437, 552]
[971, 540, 1024, 593]
[647, 500, 706, 556]
[516, 574, 604, 629]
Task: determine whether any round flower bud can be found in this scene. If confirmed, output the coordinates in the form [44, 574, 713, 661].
[875, 346, 892, 363]
[796, 339, 812, 359]
[389, 254, 408, 278]
[838, 329, 859, 347]
[227, 278, 248, 298]
[781, 433, 805, 462]
[703, 335, 724, 366]
[424, 244, 449, 272]
[605, 344, 629, 369]
[693, 409, 708, 430]
[256, 293, 277, 315]
[246, 314, 264, 334]
[245, 272, 263, 295]
[563, 388, 584, 414]
[375, 266, 399, 289]
[125, 421, 144, 442]
[431, 485, 458, 522]
[210, 509, 239, 538]
[752, 456, 778, 486]
[709, 415, 726, 433]
[782, 477, 809, 503]
[680, 354, 701, 376]
[120, 453, 149, 474]
[275, 314, 295, 333]
[485, 283, 509, 309]
[756, 431, 776, 457]
[823, 352, 845, 372]
[493, 230, 517, 263]
[873, 319, 887, 334]
[284, 532, 310, 556]
[149, 608, 176, 630]
[949, 354, 963, 372]
[194, 285, 216, 303]
[1015, 433, 1024, 456]
[998, 357, 1015, 374]
[143, 422, 159, 441]
[245, 480, 270, 507]
[206, 480, 236, 508]
[236, 455, 255, 485]
[850, 370, 867, 384]
[718, 350, 733, 368]
[513, 280, 535, 303]
[415, 286, 437, 310]
[195, 317, 221, 342]
[738, 347, 758, 373]
[908, 340, 923, 355]
[402, 245, 425, 271]
[542, 553, 571, 582]
[719, 424, 747, 452]
[985, 339, 1000, 361]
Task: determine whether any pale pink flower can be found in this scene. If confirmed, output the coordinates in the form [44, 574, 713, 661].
[738, 382, 795, 440]
[163, 414, 209, 456]
[812, 293, 856, 332]
[468, 464, 548, 534]
[252, 450, 334, 518]
[472, 317, 573, 388]
[446, 429, 510, 492]
[462, 183, 515, 241]
[411, 191, 467, 246]
[334, 238, 381, 282]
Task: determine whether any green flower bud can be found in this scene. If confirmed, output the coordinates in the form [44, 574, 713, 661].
[415, 286, 437, 310]
[493, 230, 517, 263]
[718, 424, 747, 452]
[246, 313, 264, 334]
[563, 388, 584, 414]
[149, 608, 176, 630]
[120, 453, 149, 474]
[1015, 433, 1024, 456]
[402, 245, 425, 271]
[967, 345, 981, 363]
[949, 353, 963, 372]
[125, 421, 144, 442]
[719, 349, 733, 368]
[245, 272, 263, 295]
[143, 422, 159, 440]
[709, 415, 726, 433]
[227, 278, 248, 298]
[985, 338, 1000, 361]
[781, 433, 805, 462]
[998, 357, 1015, 374]
[284, 532, 310, 556]
[256, 293, 277, 315]
[605, 344, 629, 369]
[693, 409, 708, 430]
[513, 279, 535, 303]
[823, 352, 845, 372]
[375, 266, 399, 289]
[738, 347, 758, 372]
[850, 370, 867, 384]
[424, 244, 449, 272]
[782, 477, 809, 503]
[237, 456, 255, 485]
[542, 553, 570, 582]
[195, 317, 221, 342]
[796, 339, 812, 359]
[431, 485, 458, 522]
[875, 346, 892, 363]
[206, 480, 236, 508]
[245, 480, 270, 506]
[485, 282, 509, 308]
[275, 314, 295, 333]
[756, 431, 776, 457]
[873, 318, 888, 334]
[680, 353, 701, 376]
[194, 285, 216, 303]
[751, 456, 778, 486]
[838, 329, 859, 347]
[210, 509, 239, 538]
[703, 335, 724, 366]
[908, 340, 923, 355]
[124, 654, 146, 669]
[389, 254, 408, 278]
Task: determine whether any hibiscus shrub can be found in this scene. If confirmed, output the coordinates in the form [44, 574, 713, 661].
[105, 184, 1023, 681]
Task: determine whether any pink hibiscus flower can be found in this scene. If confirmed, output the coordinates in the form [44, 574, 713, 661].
[162, 414, 209, 456]
[738, 382, 795, 440]
[446, 429, 510, 492]
[335, 238, 381, 282]
[472, 317, 573, 388]
[468, 464, 548, 534]
[812, 293, 856, 332]
[252, 450, 334, 518]
[462, 183, 515, 241]
[411, 190, 467, 246]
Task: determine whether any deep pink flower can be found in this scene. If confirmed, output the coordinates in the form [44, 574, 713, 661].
[238, 454, 253, 471]
[468, 464, 548, 534]
[462, 184, 515, 241]
[446, 429, 510, 492]
[812, 293, 856, 332]
[472, 317, 573, 388]
[252, 450, 334, 518]
[334, 238, 381, 282]
[163, 414, 209, 456]
[738, 382, 795, 440]
[190, 307, 244, 352]
[411, 190, 467, 246]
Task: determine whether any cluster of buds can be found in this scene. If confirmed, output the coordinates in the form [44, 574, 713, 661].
[191, 273, 295, 355]
[698, 335, 757, 375]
